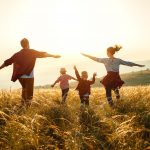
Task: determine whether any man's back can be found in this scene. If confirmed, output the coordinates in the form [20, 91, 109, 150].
[4, 49, 46, 81]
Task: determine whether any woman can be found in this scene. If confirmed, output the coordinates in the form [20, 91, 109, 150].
[81, 45, 145, 106]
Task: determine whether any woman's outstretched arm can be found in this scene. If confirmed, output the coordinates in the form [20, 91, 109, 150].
[81, 53, 98, 61]
[120, 59, 145, 67]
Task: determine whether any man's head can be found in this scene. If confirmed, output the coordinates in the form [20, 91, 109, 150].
[20, 38, 29, 49]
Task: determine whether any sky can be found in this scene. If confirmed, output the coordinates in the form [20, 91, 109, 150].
[0, 0, 150, 88]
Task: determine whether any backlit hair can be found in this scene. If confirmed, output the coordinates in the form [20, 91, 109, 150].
[20, 38, 29, 48]
[107, 45, 122, 55]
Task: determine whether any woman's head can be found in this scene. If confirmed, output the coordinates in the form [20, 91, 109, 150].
[60, 68, 67, 75]
[81, 71, 88, 80]
[107, 45, 122, 58]
[20, 38, 29, 49]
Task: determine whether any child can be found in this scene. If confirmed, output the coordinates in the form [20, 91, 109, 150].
[74, 65, 96, 106]
[81, 45, 145, 106]
[51, 68, 76, 103]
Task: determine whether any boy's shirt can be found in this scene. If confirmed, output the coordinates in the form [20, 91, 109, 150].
[74, 68, 95, 96]
[56, 74, 75, 90]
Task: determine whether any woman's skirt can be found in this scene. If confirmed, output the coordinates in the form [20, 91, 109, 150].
[100, 71, 124, 89]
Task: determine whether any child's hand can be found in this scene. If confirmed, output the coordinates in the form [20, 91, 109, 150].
[93, 72, 97, 77]
[74, 65, 77, 70]
[51, 84, 54, 88]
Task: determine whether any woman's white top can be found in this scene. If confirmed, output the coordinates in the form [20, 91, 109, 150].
[96, 58, 136, 72]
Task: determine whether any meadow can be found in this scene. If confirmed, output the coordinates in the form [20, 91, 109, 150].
[0, 86, 150, 150]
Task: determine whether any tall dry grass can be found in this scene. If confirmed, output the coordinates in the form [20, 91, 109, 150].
[0, 86, 150, 150]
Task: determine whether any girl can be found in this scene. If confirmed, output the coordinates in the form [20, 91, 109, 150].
[51, 68, 76, 103]
[74, 65, 96, 106]
[81, 45, 145, 106]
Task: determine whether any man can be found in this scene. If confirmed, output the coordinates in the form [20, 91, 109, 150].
[0, 38, 61, 107]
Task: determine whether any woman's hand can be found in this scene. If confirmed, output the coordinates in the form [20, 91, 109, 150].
[138, 65, 145, 67]
[81, 53, 88, 57]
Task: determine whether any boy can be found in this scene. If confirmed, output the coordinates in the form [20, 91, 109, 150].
[74, 66, 96, 106]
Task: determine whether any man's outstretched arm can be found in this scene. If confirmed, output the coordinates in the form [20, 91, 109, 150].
[0, 63, 6, 70]
[0, 55, 14, 70]
[33, 50, 61, 58]
[44, 53, 61, 58]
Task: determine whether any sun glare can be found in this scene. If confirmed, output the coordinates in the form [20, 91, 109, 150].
[15, 0, 130, 59]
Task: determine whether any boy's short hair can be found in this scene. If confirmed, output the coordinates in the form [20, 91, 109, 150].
[81, 71, 88, 75]
[20, 38, 29, 48]
[81, 71, 88, 78]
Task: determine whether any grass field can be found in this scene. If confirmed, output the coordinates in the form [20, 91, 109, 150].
[0, 86, 150, 150]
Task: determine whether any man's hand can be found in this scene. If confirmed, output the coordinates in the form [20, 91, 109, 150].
[0, 63, 5, 70]
[44, 53, 61, 58]
[54, 55, 61, 58]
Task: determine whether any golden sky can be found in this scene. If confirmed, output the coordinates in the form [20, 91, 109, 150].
[0, 0, 150, 88]
[0, 0, 150, 63]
